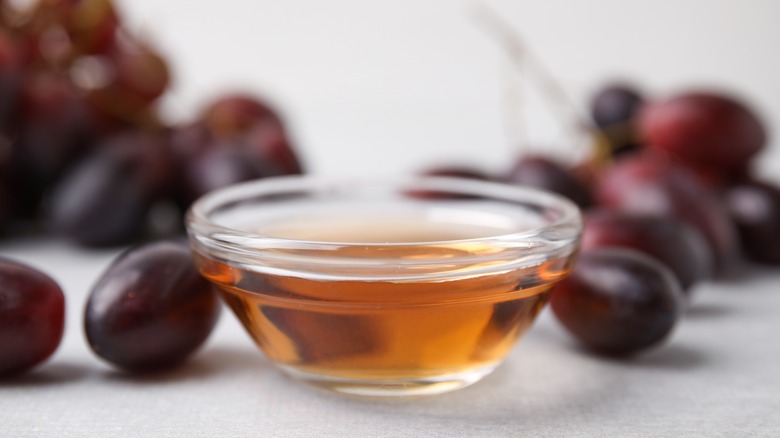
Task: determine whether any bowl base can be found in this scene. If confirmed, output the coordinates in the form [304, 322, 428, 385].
[278, 364, 498, 397]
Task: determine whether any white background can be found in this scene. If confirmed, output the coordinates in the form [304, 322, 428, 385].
[116, 0, 780, 177]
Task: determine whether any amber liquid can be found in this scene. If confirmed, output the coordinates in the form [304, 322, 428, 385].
[196, 218, 572, 388]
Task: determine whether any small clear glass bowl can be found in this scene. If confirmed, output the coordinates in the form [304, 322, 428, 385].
[186, 176, 582, 396]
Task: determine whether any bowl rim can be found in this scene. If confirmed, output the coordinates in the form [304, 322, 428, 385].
[185, 175, 582, 278]
[188, 174, 580, 239]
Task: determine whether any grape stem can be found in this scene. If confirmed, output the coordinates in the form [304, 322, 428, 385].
[472, 2, 606, 162]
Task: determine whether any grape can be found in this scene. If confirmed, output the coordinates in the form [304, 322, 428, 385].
[203, 93, 275, 138]
[0, 182, 10, 230]
[590, 83, 644, 157]
[243, 118, 303, 175]
[195, 94, 302, 176]
[63, 0, 120, 55]
[724, 180, 780, 265]
[110, 40, 169, 103]
[550, 249, 684, 356]
[590, 83, 643, 130]
[640, 92, 766, 175]
[84, 241, 220, 372]
[505, 155, 593, 208]
[582, 210, 713, 290]
[597, 153, 738, 272]
[0, 135, 11, 228]
[169, 122, 212, 160]
[181, 141, 284, 204]
[404, 165, 492, 199]
[82, 36, 169, 123]
[168, 122, 211, 208]
[171, 118, 302, 203]
[48, 131, 173, 246]
[15, 72, 96, 180]
[7, 72, 98, 217]
[0, 29, 23, 129]
[421, 165, 492, 180]
[22, 0, 119, 57]
[172, 119, 299, 207]
[0, 257, 65, 377]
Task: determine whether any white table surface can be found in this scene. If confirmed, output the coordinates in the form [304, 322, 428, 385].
[2, 238, 780, 437]
[3, 1, 780, 436]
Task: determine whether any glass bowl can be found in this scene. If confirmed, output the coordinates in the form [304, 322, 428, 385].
[186, 175, 582, 396]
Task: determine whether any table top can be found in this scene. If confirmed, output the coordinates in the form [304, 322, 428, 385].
[3, 1, 780, 436]
[2, 237, 780, 437]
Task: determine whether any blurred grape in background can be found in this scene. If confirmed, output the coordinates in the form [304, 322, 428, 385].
[0, 0, 303, 245]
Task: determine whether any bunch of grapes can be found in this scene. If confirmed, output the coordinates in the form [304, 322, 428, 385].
[1, 1, 303, 377]
[0, 0, 303, 246]
[427, 83, 776, 356]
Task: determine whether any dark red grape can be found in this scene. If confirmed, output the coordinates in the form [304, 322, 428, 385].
[48, 131, 174, 246]
[0, 182, 10, 230]
[0, 257, 65, 377]
[169, 122, 212, 160]
[84, 241, 220, 372]
[181, 141, 284, 205]
[110, 40, 169, 103]
[724, 180, 780, 265]
[421, 165, 492, 180]
[505, 155, 593, 208]
[0, 29, 23, 129]
[640, 92, 766, 175]
[63, 0, 120, 55]
[0, 135, 11, 228]
[81, 36, 169, 124]
[15, 72, 97, 181]
[171, 117, 297, 206]
[197, 94, 302, 175]
[203, 93, 276, 138]
[22, 0, 119, 57]
[243, 118, 302, 175]
[6, 72, 99, 217]
[551, 248, 684, 356]
[597, 153, 738, 272]
[406, 165, 493, 199]
[582, 210, 712, 290]
[167, 122, 211, 208]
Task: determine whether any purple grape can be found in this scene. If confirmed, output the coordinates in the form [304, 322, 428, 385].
[48, 131, 173, 246]
[181, 141, 284, 204]
[243, 118, 303, 175]
[506, 155, 593, 208]
[551, 248, 684, 356]
[582, 210, 713, 290]
[724, 179, 780, 265]
[84, 241, 220, 371]
[597, 153, 738, 272]
[591, 83, 644, 130]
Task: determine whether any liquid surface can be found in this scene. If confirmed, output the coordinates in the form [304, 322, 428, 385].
[196, 218, 574, 387]
[213, 198, 548, 244]
[256, 216, 513, 243]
